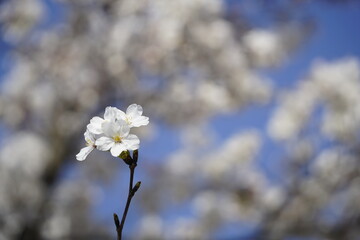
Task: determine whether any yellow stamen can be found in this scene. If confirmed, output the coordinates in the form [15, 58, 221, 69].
[125, 116, 132, 124]
[113, 135, 122, 143]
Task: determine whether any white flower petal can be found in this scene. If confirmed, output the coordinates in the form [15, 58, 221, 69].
[90, 116, 104, 125]
[102, 121, 119, 137]
[95, 137, 115, 151]
[84, 129, 96, 143]
[123, 134, 140, 150]
[110, 143, 126, 157]
[126, 104, 143, 118]
[118, 121, 130, 137]
[104, 106, 119, 121]
[116, 109, 127, 121]
[76, 146, 94, 161]
[87, 116, 104, 134]
[131, 116, 149, 127]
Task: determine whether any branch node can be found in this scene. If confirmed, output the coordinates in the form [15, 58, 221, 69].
[113, 213, 120, 228]
[132, 181, 141, 194]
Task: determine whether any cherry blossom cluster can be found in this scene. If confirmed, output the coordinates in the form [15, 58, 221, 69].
[76, 104, 149, 161]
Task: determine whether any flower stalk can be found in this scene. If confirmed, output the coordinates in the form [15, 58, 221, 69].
[114, 150, 141, 240]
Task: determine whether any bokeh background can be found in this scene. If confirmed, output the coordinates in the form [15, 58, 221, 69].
[1, 0, 360, 239]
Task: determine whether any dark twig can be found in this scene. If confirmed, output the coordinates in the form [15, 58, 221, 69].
[114, 150, 141, 240]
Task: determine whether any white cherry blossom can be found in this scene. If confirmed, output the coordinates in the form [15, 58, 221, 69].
[87, 106, 123, 134]
[80, 105, 146, 159]
[76, 130, 96, 161]
[95, 120, 140, 157]
[117, 104, 149, 128]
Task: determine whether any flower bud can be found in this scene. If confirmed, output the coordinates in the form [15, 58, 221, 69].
[113, 213, 120, 228]
[119, 150, 133, 165]
[133, 149, 138, 163]
[133, 181, 141, 193]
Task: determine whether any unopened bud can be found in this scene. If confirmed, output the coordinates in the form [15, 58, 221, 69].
[119, 150, 133, 165]
[133, 181, 141, 193]
[119, 150, 129, 159]
[133, 150, 139, 163]
[113, 213, 120, 228]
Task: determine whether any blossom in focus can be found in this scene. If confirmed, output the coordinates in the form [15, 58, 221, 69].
[87, 106, 123, 134]
[76, 130, 96, 161]
[95, 120, 140, 157]
[117, 104, 149, 128]
[77, 104, 148, 159]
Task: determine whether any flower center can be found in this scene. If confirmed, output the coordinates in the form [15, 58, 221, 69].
[113, 135, 122, 143]
[125, 116, 132, 124]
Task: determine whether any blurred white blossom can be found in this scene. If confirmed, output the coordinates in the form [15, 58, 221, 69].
[0, 131, 50, 176]
[244, 29, 285, 67]
[268, 81, 318, 140]
[269, 58, 360, 142]
[137, 214, 164, 239]
[312, 149, 357, 187]
[311, 58, 360, 141]
[167, 217, 205, 240]
[0, 0, 44, 42]
[203, 130, 262, 180]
